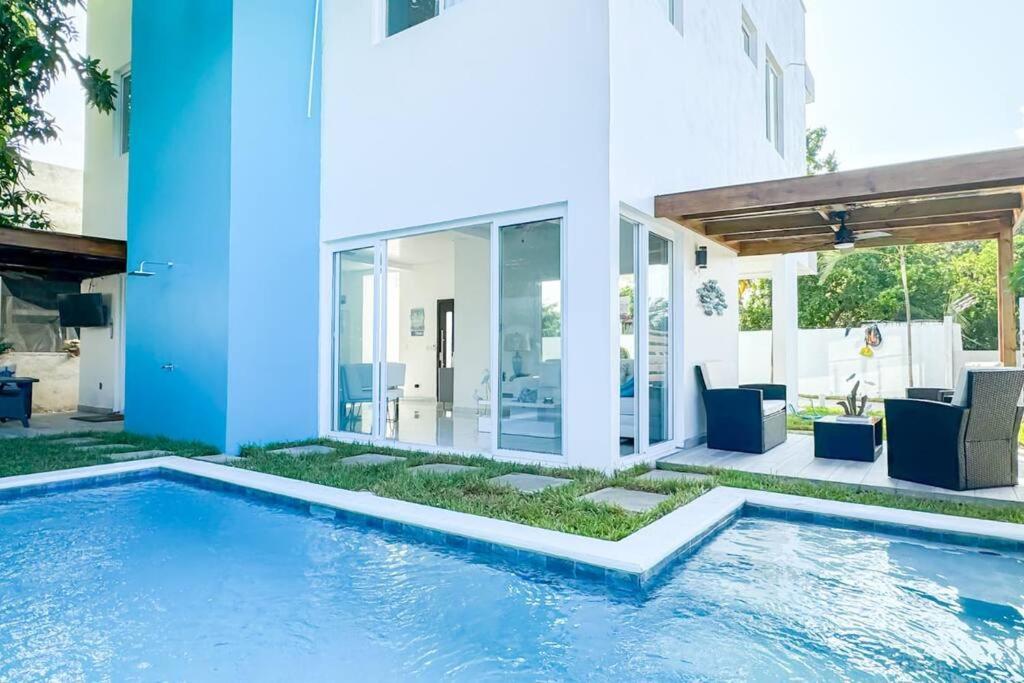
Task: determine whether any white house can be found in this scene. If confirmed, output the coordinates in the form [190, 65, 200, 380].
[86, 0, 809, 466]
[316, 0, 808, 472]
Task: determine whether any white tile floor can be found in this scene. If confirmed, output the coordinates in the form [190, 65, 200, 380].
[659, 433, 1024, 505]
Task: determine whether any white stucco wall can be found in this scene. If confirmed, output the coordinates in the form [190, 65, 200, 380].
[7, 352, 80, 413]
[321, 0, 616, 469]
[21, 162, 84, 234]
[609, 0, 807, 449]
[83, 0, 131, 242]
[81, 0, 130, 414]
[78, 274, 125, 412]
[320, 0, 807, 468]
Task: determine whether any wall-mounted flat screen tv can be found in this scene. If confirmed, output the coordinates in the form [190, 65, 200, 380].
[57, 293, 110, 327]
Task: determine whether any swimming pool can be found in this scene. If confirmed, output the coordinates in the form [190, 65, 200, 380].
[1, 474, 1022, 681]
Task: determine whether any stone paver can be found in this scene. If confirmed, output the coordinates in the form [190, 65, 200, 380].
[74, 443, 137, 452]
[195, 454, 243, 464]
[640, 469, 714, 484]
[338, 453, 406, 467]
[50, 437, 103, 446]
[106, 450, 175, 462]
[408, 463, 480, 476]
[581, 487, 670, 513]
[269, 445, 336, 457]
[488, 472, 571, 493]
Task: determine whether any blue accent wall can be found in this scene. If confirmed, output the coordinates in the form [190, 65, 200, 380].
[127, 0, 320, 452]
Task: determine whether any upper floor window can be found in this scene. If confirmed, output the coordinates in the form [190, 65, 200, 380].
[656, 0, 683, 35]
[386, 0, 464, 37]
[741, 9, 757, 65]
[765, 51, 783, 155]
[118, 71, 132, 155]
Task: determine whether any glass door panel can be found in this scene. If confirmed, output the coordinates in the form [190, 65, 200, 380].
[619, 218, 638, 455]
[498, 219, 562, 455]
[648, 233, 673, 446]
[333, 248, 377, 434]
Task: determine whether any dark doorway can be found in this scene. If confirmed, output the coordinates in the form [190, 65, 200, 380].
[436, 298, 454, 406]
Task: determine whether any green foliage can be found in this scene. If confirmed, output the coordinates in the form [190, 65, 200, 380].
[796, 242, 1008, 351]
[738, 278, 772, 331]
[806, 126, 838, 175]
[1, 0, 116, 230]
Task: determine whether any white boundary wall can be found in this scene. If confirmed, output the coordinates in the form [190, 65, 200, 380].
[740, 319, 999, 398]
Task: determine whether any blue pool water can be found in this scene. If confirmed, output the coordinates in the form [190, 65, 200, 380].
[1, 477, 1022, 681]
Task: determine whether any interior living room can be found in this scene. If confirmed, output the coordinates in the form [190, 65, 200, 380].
[333, 220, 565, 456]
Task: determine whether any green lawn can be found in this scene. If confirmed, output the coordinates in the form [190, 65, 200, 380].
[1, 431, 1021, 542]
[789, 404, 1024, 446]
[0, 431, 216, 479]
[235, 442, 712, 541]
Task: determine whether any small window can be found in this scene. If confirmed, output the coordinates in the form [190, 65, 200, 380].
[118, 71, 132, 155]
[741, 9, 757, 64]
[657, 0, 683, 35]
[386, 0, 473, 37]
[386, 0, 438, 36]
[765, 51, 783, 155]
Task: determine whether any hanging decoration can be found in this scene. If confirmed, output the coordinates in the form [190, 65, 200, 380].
[696, 280, 728, 316]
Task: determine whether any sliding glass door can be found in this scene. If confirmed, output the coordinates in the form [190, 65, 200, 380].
[619, 218, 639, 455]
[647, 233, 673, 446]
[617, 217, 675, 455]
[330, 212, 564, 458]
[498, 219, 563, 455]
[332, 248, 376, 434]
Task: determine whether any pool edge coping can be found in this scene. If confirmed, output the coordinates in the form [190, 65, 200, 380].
[2, 457, 1022, 582]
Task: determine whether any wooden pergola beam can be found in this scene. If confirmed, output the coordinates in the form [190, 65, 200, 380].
[720, 211, 1016, 243]
[703, 192, 1023, 237]
[656, 147, 1024, 220]
[997, 226, 1017, 366]
[734, 220, 1008, 256]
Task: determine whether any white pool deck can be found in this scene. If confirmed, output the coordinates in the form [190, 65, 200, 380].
[3, 456, 1023, 582]
[660, 434, 1024, 506]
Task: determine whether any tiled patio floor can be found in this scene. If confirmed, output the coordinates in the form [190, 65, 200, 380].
[659, 433, 1023, 506]
[0, 412, 124, 438]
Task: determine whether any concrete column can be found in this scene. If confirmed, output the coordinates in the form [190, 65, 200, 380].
[771, 254, 800, 406]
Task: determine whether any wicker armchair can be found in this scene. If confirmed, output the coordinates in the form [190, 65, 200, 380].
[696, 362, 787, 454]
[885, 367, 1024, 490]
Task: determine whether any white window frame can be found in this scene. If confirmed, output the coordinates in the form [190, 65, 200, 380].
[115, 65, 131, 156]
[320, 204, 569, 467]
[379, 0, 464, 40]
[617, 208, 682, 464]
[741, 8, 757, 65]
[765, 49, 784, 156]
[657, 0, 684, 36]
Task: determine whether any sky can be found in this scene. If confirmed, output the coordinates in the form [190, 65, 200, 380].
[28, 1, 1024, 172]
[804, 0, 1024, 170]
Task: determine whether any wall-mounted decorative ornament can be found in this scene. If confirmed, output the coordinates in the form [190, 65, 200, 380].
[696, 279, 728, 316]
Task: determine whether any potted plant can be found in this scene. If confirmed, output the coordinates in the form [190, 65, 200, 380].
[0, 338, 15, 377]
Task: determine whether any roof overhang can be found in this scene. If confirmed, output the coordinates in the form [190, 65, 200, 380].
[0, 227, 126, 281]
[655, 147, 1024, 256]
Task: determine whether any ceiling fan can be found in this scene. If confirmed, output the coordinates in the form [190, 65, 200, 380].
[825, 210, 895, 250]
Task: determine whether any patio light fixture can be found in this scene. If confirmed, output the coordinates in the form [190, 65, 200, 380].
[695, 245, 708, 268]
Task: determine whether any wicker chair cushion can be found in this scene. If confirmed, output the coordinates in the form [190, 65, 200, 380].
[699, 361, 737, 391]
[762, 400, 786, 416]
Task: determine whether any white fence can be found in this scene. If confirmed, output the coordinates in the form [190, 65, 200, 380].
[739, 318, 999, 399]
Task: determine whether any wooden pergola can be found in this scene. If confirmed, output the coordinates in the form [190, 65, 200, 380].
[655, 147, 1024, 366]
[0, 226, 126, 281]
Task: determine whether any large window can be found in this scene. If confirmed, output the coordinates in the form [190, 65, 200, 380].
[765, 51, 783, 155]
[333, 249, 376, 434]
[499, 219, 562, 455]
